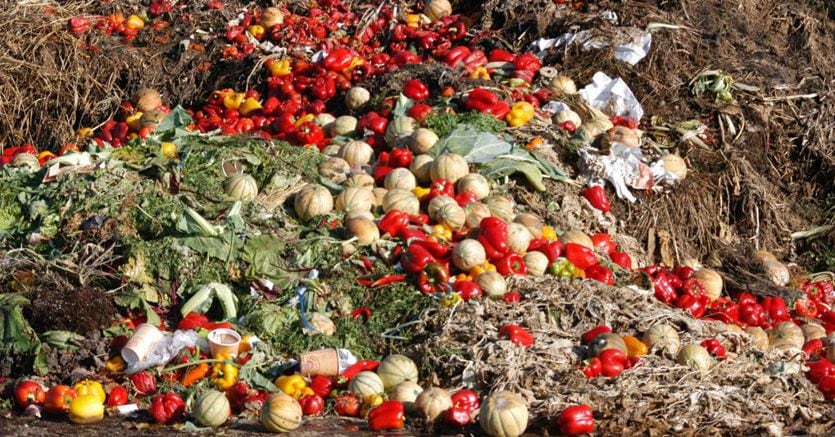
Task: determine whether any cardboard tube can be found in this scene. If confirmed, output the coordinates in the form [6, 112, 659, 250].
[299, 348, 340, 376]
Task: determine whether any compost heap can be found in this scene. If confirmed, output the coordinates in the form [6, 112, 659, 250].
[1, 0, 834, 435]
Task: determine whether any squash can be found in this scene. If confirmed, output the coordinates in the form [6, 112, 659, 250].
[558, 230, 593, 249]
[642, 324, 680, 356]
[135, 88, 162, 112]
[410, 128, 439, 154]
[479, 391, 528, 437]
[376, 354, 419, 390]
[453, 239, 487, 271]
[410, 154, 434, 184]
[294, 184, 333, 222]
[372, 187, 388, 207]
[524, 252, 549, 275]
[344, 173, 375, 189]
[345, 217, 379, 245]
[260, 7, 285, 28]
[260, 393, 302, 433]
[428, 196, 457, 222]
[457, 173, 491, 200]
[385, 116, 416, 147]
[414, 387, 453, 422]
[345, 87, 370, 110]
[513, 213, 543, 239]
[691, 269, 723, 301]
[389, 381, 423, 412]
[769, 322, 804, 351]
[549, 75, 577, 95]
[224, 174, 259, 201]
[477, 271, 507, 299]
[330, 115, 358, 137]
[465, 203, 492, 229]
[437, 203, 466, 231]
[319, 157, 351, 184]
[348, 371, 385, 397]
[677, 344, 712, 372]
[339, 140, 374, 167]
[336, 187, 375, 214]
[506, 223, 532, 254]
[424, 0, 452, 22]
[383, 189, 420, 215]
[384, 167, 417, 191]
[588, 333, 628, 356]
[430, 153, 469, 184]
[746, 326, 770, 350]
[482, 196, 514, 223]
[193, 390, 231, 428]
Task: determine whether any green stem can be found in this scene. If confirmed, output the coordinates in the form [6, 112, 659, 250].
[158, 358, 224, 374]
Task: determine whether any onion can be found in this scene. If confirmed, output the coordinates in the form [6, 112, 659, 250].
[477, 271, 507, 298]
[762, 260, 790, 286]
[345, 218, 379, 245]
[558, 230, 593, 250]
[413, 387, 452, 422]
[745, 327, 770, 350]
[260, 7, 285, 28]
[661, 154, 687, 181]
[677, 344, 712, 372]
[691, 269, 723, 301]
[513, 213, 543, 239]
[549, 75, 577, 95]
[452, 239, 487, 271]
[524, 252, 549, 276]
[345, 87, 370, 110]
[642, 324, 680, 356]
[506, 223, 532, 254]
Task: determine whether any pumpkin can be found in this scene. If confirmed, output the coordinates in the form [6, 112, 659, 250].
[384, 167, 417, 191]
[479, 391, 528, 437]
[339, 140, 374, 167]
[483, 196, 514, 223]
[11, 153, 40, 171]
[389, 381, 423, 412]
[524, 252, 549, 275]
[261, 393, 302, 433]
[430, 153, 469, 183]
[506, 223, 532, 254]
[513, 213, 543, 239]
[385, 116, 417, 147]
[410, 154, 434, 184]
[602, 126, 641, 148]
[802, 323, 826, 342]
[294, 184, 333, 221]
[345, 87, 370, 110]
[762, 260, 790, 286]
[428, 196, 457, 222]
[345, 217, 379, 245]
[336, 187, 375, 214]
[319, 157, 351, 184]
[437, 203, 466, 231]
[330, 115, 358, 137]
[677, 344, 712, 372]
[348, 371, 385, 397]
[344, 173, 375, 189]
[260, 7, 285, 28]
[414, 387, 453, 422]
[746, 327, 770, 350]
[383, 189, 420, 215]
[135, 88, 162, 112]
[553, 108, 582, 128]
[193, 390, 231, 428]
[661, 154, 687, 181]
[642, 324, 680, 356]
[549, 75, 577, 95]
[424, 0, 452, 22]
[691, 269, 723, 301]
[457, 173, 491, 200]
[376, 354, 419, 390]
[559, 230, 593, 249]
[453, 239, 487, 271]
[410, 128, 439, 154]
[769, 322, 804, 350]
[465, 203, 492, 229]
[478, 271, 507, 299]
[589, 333, 628, 356]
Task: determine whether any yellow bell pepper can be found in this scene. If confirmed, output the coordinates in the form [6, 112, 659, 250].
[506, 101, 535, 127]
[360, 393, 385, 417]
[125, 15, 145, 30]
[469, 66, 490, 80]
[405, 14, 423, 28]
[430, 224, 452, 242]
[238, 334, 255, 354]
[440, 292, 463, 308]
[294, 113, 315, 127]
[239, 97, 263, 116]
[454, 273, 472, 283]
[469, 262, 496, 279]
[161, 142, 178, 159]
[76, 127, 94, 137]
[105, 356, 126, 373]
[542, 225, 557, 242]
[622, 335, 649, 358]
[223, 92, 246, 110]
[267, 58, 292, 77]
[275, 374, 313, 399]
[345, 56, 365, 72]
[247, 24, 266, 40]
[212, 354, 239, 390]
[413, 186, 430, 200]
[73, 380, 106, 404]
[126, 111, 143, 132]
[38, 151, 56, 163]
[69, 395, 104, 424]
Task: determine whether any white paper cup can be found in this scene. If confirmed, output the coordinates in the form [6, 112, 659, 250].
[121, 323, 163, 365]
[208, 328, 242, 358]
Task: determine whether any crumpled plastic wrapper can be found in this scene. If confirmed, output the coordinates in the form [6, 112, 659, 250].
[531, 26, 652, 66]
[125, 330, 201, 374]
[578, 143, 654, 202]
[579, 72, 644, 121]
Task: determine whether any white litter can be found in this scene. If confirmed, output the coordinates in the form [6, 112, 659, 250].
[579, 71, 644, 121]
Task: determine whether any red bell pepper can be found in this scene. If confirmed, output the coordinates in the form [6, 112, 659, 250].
[149, 392, 186, 424]
[295, 121, 325, 146]
[299, 394, 324, 416]
[339, 360, 380, 382]
[585, 265, 615, 286]
[559, 405, 595, 436]
[737, 292, 758, 306]
[411, 239, 451, 258]
[802, 339, 823, 357]
[373, 165, 393, 184]
[178, 312, 210, 330]
[387, 148, 413, 168]
[379, 210, 410, 236]
[676, 293, 708, 318]
[226, 382, 252, 412]
[540, 241, 563, 263]
[598, 349, 628, 377]
[408, 103, 433, 123]
[582, 185, 611, 213]
[652, 273, 678, 304]
[444, 406, 471, 427]
[582, 357, 602, 378]
[461, 49, 487, 71]
[700, 339, 726, 358]
[489, 48, 516, 63]
[478, 217, 509, 260]
[401, 243, 436, 273]
[706, 298, 740, 324]
[455, 191, 478, 206]
[762, 297, 789, 323]
[403, 79, 429, 101]
[739, 302, 766, 327]
[582, 326, 612, 344]
[496, 253, 527, 275]
[358, 112, 388, 136]
[368, 400, 405, 431]
[819, 374, 835, 400]
[68, 17, 91, 35]
[418, 263, 451, 294]
[795, 299, 818, 319]
[15, 381, 45, 408]
[445, 46, 471, 68]
[464, 87, 499, 112]
[450, 389, 480, 411]
[513, 53, 542, 73]
[427, 179, 455, 200]
[609, 251, 632, 269]
[310, 375, 334, 398]
[564, 243, 598, 269]
[499, 324, 534, 347]
[590, 233, 617, 255]
[130, 371, 157, 396]
[673, 265, 695, 280]
[453, 280, 482, 301]
[807, 358, 835, 384]
[323, 47, 354, 71]
[106, 385, 128, 407]
[503, 291, 521, 303]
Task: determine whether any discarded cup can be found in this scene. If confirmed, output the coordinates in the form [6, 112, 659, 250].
[208, 328, 241, 358]
[121, 323, 164, 366]
[299, 348, 357, 376]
